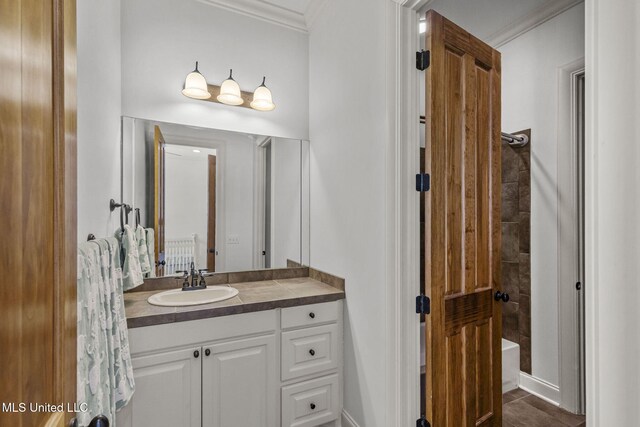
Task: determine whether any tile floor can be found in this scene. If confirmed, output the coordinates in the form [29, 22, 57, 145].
[503, 388, 586, 427]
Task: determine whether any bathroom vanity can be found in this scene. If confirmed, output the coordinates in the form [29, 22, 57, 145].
[116, 268, 344, 427]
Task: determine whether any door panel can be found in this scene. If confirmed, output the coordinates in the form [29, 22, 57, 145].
[0, 0, 76, 425]
[423, 10, 502, 427]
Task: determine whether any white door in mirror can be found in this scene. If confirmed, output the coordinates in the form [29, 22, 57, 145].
[147, 286, 239, 307]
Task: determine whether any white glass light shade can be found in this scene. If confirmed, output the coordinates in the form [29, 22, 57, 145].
[217, 69, 244, 106]
[181, 62, 211, 100]
[250, 77, 276, 111]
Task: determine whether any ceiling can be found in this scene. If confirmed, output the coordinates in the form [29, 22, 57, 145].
[421, 0, 583, 46]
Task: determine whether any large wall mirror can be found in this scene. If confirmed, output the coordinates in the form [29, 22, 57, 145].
[121, 117, 310, 278]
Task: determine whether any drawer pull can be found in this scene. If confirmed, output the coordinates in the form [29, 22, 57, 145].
[310, 403, 316, 410]
[194, 350, 200, 358]
[309, 312, 315, 319]
[205, 348, 211, 357]
[309, 349, 316, 356]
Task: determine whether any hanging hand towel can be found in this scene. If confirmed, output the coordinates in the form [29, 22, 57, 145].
[135, 224, 151, 275]
[115, 224, 144, 291]
[77, 238, 135, 427]
[145, 228, 156, 278]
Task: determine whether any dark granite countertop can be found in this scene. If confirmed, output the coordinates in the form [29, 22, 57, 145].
[124, 276, 345, 328]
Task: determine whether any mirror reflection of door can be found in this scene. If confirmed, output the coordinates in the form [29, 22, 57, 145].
[153, 125, 166, 276]
[264, 140, 272, 268]
[207, 154, 217, 271]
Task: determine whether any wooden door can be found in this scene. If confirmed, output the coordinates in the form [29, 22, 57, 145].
[116, 347, 202, 427]
[207, 155, 217, 271]
[154, 126, 166, 276]
[202, 335, 277, 427]
[423, 11, 503, 427]
[0, 0, 77, 426]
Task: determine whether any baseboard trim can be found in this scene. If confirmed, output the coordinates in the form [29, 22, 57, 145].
[341, 410, 360, 427]
[519, 372, 560, 406]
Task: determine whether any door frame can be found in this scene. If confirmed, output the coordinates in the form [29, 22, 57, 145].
[385, 1, 424, 426]
[557, 59, 586, 414]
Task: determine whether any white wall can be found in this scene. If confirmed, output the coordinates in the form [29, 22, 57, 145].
[500, 3, 585, 387]
[120, 0, 309, 140]
[222, 137, 256, 271]
[77, 0, 122, 241]
[271, 138, 301, 268]
[309, 1, 390, 426]
[586, 0, 640, 425]
[164, 147, 213, 268]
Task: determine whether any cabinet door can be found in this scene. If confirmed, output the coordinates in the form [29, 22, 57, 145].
[202, 334, 277, 427]
[116, 347, 202, 427]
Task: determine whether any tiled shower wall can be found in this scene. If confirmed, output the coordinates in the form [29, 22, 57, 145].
[501, 129, 532, 374]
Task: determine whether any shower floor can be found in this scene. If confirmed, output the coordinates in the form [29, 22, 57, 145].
[503, 388, 586, 427]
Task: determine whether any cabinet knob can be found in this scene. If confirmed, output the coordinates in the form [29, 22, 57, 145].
[194, 350, 200, 358]
[309, 312, 315, 319]
[309, 349, 315, 356]
[205, 348, 211, 357]
[310, 403, 316, 410]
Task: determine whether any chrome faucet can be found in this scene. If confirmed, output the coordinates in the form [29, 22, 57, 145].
[175, 261, 214, 291]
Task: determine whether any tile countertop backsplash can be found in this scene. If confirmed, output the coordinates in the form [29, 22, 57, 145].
[123, 266, 345, 328]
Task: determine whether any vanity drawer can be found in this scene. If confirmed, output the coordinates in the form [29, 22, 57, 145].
[281, 374, 339, 427]
[282, 323, 339, 381]
[281, 301, 339, 330]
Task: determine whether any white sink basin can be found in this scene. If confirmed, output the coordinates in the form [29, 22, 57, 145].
[147, 286, 239, 307]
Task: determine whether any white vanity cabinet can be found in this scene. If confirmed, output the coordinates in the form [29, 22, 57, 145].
[280, 302, 342, 427]
[116, 300, 343, 427]
[202, 334, 277, 427]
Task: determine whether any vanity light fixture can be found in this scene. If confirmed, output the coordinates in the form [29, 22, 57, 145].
[181, 63, 276, 111]
[217, 69, 244, 106]
[250, 77, 276, 111]
[181, 61, 211, 100]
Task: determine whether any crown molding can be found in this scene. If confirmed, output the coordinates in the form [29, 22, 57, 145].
[402, 0, 432, 11]
[304, 0, 328, 31]
[486, 0, 584, 48]
[196, 0, 308, 33]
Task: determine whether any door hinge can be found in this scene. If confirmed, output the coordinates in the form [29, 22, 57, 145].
[416, 173, 430, 192]
[416, 295, 431, 315]
[416, 50, 430, 71]
[417, 416, 431, 427]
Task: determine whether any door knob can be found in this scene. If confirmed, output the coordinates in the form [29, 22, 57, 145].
[88, 415, 109, 427]
[494, 291, 510, 303]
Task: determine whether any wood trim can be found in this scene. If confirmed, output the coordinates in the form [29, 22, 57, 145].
[52, 0, 77, 420]
[207, 155, 217, 271]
